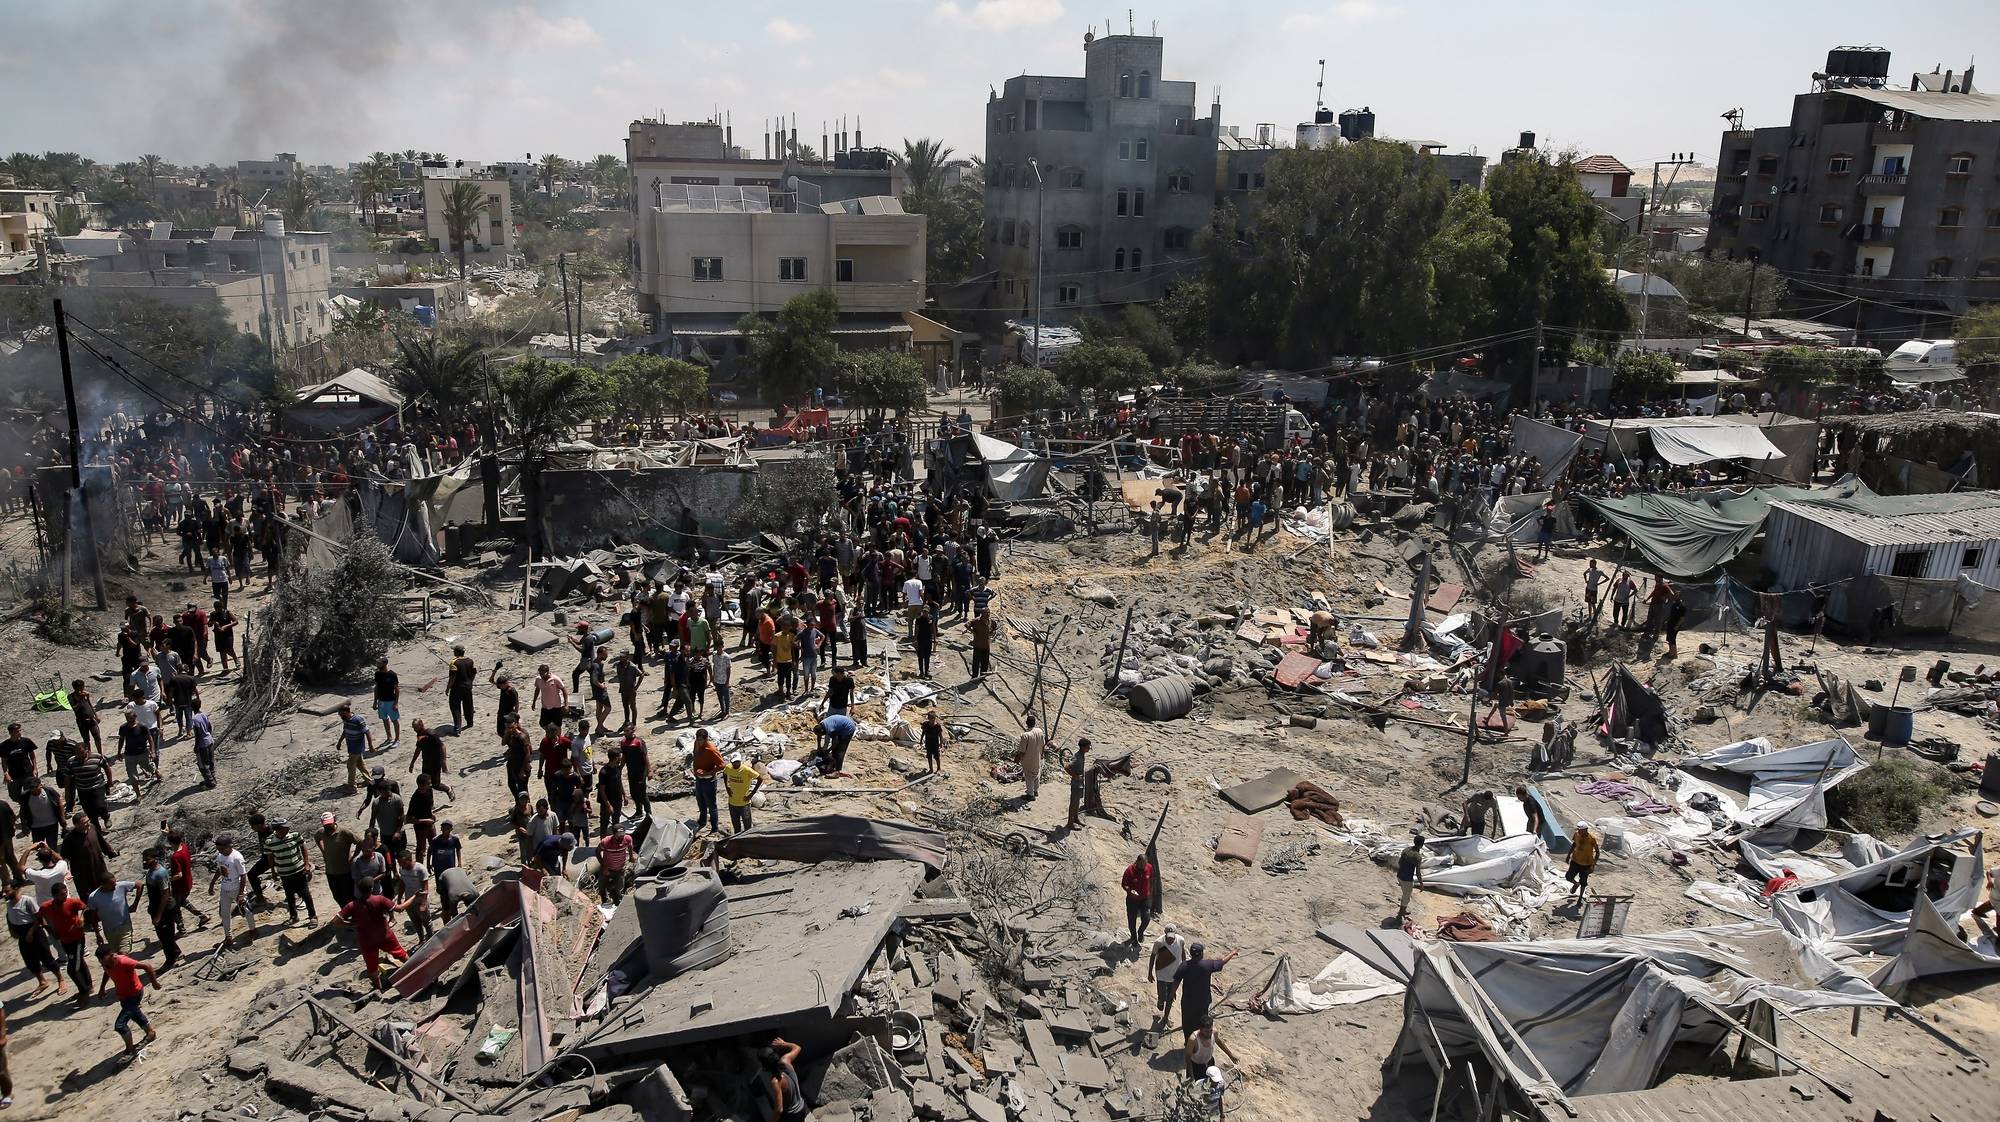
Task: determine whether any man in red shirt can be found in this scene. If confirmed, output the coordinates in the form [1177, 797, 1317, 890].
[95, 946, 160, 1053]
[596, 826, 634, 905]
[1122, 852, 1155, 949]
[167, 830, 209, 928]
[334, 890, 413, 991]
[40, 882, 91, 1006]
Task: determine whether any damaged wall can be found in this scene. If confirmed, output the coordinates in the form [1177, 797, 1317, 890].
[540, 465, 757, 555]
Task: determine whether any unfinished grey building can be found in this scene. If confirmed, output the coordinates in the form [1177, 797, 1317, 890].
[1706, 46, 2000, 341]
[982, 32, 1218, 320]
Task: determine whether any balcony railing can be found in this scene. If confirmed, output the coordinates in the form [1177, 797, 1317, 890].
[1857, 224, 1899, 243]
[1860, 173, 1907, 193]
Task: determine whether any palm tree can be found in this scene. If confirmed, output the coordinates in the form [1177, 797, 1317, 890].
[538, 153, 569, 195]
[499, 357, 609, 552]
[439, 179, 486, 278]
[897, 138, 961, 198]
[588, 154, 623, 201]
[281, 166, 320, 231]
[138, 153, 166, 200]
[389, 333, 490, 428]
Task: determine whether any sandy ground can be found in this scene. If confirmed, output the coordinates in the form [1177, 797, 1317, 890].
[1, 486, 1996, 1122]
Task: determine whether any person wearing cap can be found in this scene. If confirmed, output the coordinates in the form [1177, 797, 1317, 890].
[1147, 922, 1188, 1027]
[317, 812, 361, 907]
[1178, 943, 1237, 1044]
[1566, 822, 1599, 899]
[722, 753, 764, 834]
[206, 834, 250, 947]
[1396, 833, 1427, 919]
[263, 818, 316, 926]
[532, 831, 575, 876]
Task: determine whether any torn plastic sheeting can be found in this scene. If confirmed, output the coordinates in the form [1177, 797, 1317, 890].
[1646, 422, 1783, 466]
[1867, 892, 2000, 998]
[1257, 952, 1403, 1013]
[717, 814, 949, 874]
[1764, 828, 1986, 959]
[882, 680, 950, 726]
[1417, 834, 1553, 896]
[1676, 735, 1866, 838]
[970, 431, 1050, 501]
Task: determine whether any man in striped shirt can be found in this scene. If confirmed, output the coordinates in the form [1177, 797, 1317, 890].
[968, 579, 996, 620]
[262, 818, 317, 926]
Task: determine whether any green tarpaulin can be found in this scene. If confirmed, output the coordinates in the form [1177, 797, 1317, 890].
[1582, 478, 1873, 577]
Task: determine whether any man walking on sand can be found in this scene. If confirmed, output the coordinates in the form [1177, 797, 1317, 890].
[95, 945, 160, 1056]
[1015, 715, 1045, 802]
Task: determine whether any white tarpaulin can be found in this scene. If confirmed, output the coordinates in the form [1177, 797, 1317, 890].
[969, 431, 1050, 502]
[1676, 735, 1866, 840]
[1507, 416, 1585, 480]
[1485, 491, 1576, 545]
[1258, 952, 1403, 1013]
[1761, 829, 1986, 959]
[1394, 924, 1899, 1103]
[1417, 834, 1553, 896]
[1868, 892, 2000, 997]
[1647, 422, 1784, 465]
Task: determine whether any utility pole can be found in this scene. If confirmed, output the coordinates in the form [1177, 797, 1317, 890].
[1530, 321, 1544, 405]
[1639, 152, 1695, 340]
[52, 298, 107, 609]
[1742, 248, 1761, 339]
[1027, 158, 1046, 369]
[557, 254, 577, 362]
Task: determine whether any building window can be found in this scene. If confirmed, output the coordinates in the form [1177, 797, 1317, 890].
[1826, 154, 1852, 175]
[1114, 248, 1125, 271]
[1056, 225, 1083, 249]
[1809, 250, 1833, 273]
[1019, 221, 1032, 246]
[1060, 166, 1085, 189]
[1001, 220, 1015, 245]
[1948, 153, 1974, 176]
[1235, 172, 1249, 190]
[1964, 548, 1984, 569]
[987, 221, 997, 243]
[311, 248, 321, 263]
[1817, 203, 1841, 224]
[1746, 202, 1769, 221]
[1881, 154, 1907, 175]
[1057, 283, 1079, 304]
[1756, 154, 1778, 176]
[1116, 190, 1128, 217]
[1002, 164, 1016, 188]
[1138, 70, 1152, 98]
[1979, 258, 2000, 278]
[1939, 207, 1963, 228]
[1024, 102, 1037, 131]
[1163, 227, 1192, 251]
[1131, 247, 1143, 270]
[692, 256, 723, 281]
[1004, 276, 1015, 294]
[779, 256, 807, 281]
[1133, 189, 1146, 216]
[1166, 170, 1192, 193]
[1135, 138, 1149, 161]
[1928, 257, 1954, 277]
[1119, 71, 1133, 98]
[1891, 549, 1929, 578]
[1859, 256, 1877, 276]
[1118, 139, 1131, 160]
[1006, 113, 1017, 132]
[836, 259, 853, 281]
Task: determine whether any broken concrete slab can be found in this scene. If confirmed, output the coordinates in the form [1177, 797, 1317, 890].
[1021, 1020, 1063, 1073]
[803, 1034, 905, 1104]
[964, 1090, 1008, 1122]
[506, 625, 560, 652]
[629, 1064, 693, 1122]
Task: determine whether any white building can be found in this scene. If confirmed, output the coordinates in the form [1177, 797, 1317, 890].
[421, 175, 516, 256]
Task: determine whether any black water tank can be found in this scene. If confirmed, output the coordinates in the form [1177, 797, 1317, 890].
[1518, 130, 1536, 150]
[1339, 107, 1376, 141]
[1826, 47, 1890, 80]
[1314, 107, 1335, 125]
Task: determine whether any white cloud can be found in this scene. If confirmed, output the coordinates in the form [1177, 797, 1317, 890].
[1281, 2, 1403, 33]
[878, 67, 927, 90]
[765, 17, 813, 43]
[932, 0, 1064, 33]
[512, 5, 602, 46]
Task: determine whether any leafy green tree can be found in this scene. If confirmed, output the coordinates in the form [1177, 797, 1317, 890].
[1484, 154, 1630, 366]
[604, 353, 708, 418]
[897, 138, 962, 197]
[1115, 305, 1180, 368]
[739, 290, 839, 405]
[837, 350, 929, 415]
[588, 154, 625, 202]
[992, 362, 1066, 414]
[1759, 346, 1885, 389]
[1053, 339, 1153, 397]
[902, 180, 983, 285]
[1155, 279, 1212, 358]
[1171, 362, 1241, 396]
[1654, 255, 1789, 321]
[1958, 304, 2000, 377]
[497, 356, 611, 552]
[388, 333, 491, 429]
[439, 179, 486, 279]
[280, 165, 320, 232]
[1611, 349, 1678, 400]
[1197, 203, 1290, 365]
[1423, 187, 1508, 347]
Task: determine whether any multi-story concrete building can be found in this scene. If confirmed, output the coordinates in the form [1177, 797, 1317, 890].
[982, 32, 1219, 318]
[64, 215, 333, 349]
[237, 153, 299, 193]
[1706, 48, 1999, 339]
[420, 174, 516, 257]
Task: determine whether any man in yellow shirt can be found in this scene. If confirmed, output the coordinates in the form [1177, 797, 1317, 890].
[1565, 822, 1599, 899]
[723, 753, 764, 834]
[771, 625, 797, 697]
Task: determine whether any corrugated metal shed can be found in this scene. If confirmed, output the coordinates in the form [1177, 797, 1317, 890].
[1567, 1058, 1997, 1122]
[1767, 493, 2000, 548]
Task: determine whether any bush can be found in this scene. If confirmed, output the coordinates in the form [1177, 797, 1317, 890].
[293, 535, 406, 685]
[993, 363, 1066, 414]
[1825, 755, 1950, 836]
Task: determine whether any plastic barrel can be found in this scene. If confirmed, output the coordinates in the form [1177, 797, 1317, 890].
[1885, 705, 1915, 746]
[1866, 702, 1889, 738]
[1129, 675, 1194, 720]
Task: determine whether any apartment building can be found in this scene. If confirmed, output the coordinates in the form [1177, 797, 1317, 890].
[66, 215, 334, 349]
[1706, 47, 1999, 339]
[237, 153, 299, 192]
[420, 174, 517, 256]
[982, 33, 1219, 317]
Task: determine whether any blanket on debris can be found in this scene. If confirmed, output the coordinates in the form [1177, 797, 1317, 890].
[1284, 781, 1344, 826]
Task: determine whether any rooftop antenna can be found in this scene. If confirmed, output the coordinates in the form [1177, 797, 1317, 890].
[1127, 9, 1133, 34]
[1316, 58, 1326, 110]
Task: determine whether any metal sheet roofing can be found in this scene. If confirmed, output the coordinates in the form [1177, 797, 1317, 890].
[1836, 86, 2000, 122]
[1768, 492, 2000, 547]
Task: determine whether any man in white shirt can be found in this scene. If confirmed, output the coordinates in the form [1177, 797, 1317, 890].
[1015, 716, 1046, 800]
[1148, 921, 1189, 1028]
[208, 835, 251, 947]
[902, 575, 926, 634]
[24, 846, 70, 904]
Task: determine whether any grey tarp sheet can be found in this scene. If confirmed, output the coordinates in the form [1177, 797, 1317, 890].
[1676, 735, 1866, 838]
[1508, 416, 1585, 480]
[1761, 828, 1986, 959]
[1580, 477, 1873, 577]
[717, 815, 948, 874]
[1395, 924, 1898, 1105]
[1647, 423, 1784, 466]
[969, 431, 1050, 502]
[1868, 893, 2000, 997]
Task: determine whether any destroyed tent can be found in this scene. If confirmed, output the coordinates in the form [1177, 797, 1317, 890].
[1581, 414, 1819, 484]
[1579, 476, 1873, 577]
[1486, 491, 1577, 545]
[1747, 828, 1986, 959]
[1389, 923, 1899, 1111]
[1416, 834, 1553, 896]
[1595, 663, 1668, 742]
[967, 431, 1050, 501]
[1675, 735, 1867, 843]
[717, 814, 949, 874]
[1507, 415, 1585, 480]
[1868, 892, 2000, 998]
[282, 367, 403, 434]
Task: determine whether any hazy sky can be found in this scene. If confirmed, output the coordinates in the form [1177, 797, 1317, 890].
[7, 0, 1996, 172]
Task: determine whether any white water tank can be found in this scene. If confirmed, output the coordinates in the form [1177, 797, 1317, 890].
[262, 212, 285, 238]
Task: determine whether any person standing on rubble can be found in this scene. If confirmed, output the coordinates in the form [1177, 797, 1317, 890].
[1177, 943, 1237, 1045]
[760, 1036, 809, 1121]
[1757, 589, 1784, 679]
[1662, 584, 1687, 660]
[1565, 822, 1599, 899]
[723, 753, 764, 833]
[690, 729, 724, 833]
[1609, 570, 1637, 629]
[1395, 834, 1426, 919]
[1122, 850, 1154, 947]
[1015, 715, 1045, 802]
[1147, 922, 1187, 1028]
[333, 885, 414, 991]
[709, 647, 733, 721]
[920, 711, 947, 774]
